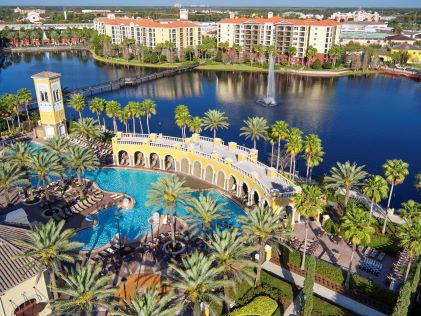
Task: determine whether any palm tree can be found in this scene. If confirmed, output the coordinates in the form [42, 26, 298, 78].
[127, 101, 144, 134]
[50, 263, 115, 314]
[341, 204, 375, 289]
[14, 220, 83, 299]
[293, 185, 326, 269]
[328, 45, 341, 68]
[185, 194, 228, 237]
[146, 176, 192, 247]
[17, 87, 32, 122]
[240, 116, 268, 149]
[303, 134, 324, 180]
[89, 97, 106, 128]
[188, 116, 203, 134]
[202, 109, 229, 140]
[4, 141, 36, 169]
[360, 175, 389, 218]
[271, 120, 289, 172]
[142, 98, 156, 134]
[398, 220, 421, 281]
[238, 206, 290, 286]
[0, 162, 28, 205]
[267, 128, 277, 167]
[285, 128, 303, 178]
[175, 104, 191, 139]
[169, 252, 232, 316]
[286, 46, 298, 65]
[68, 93, 86, 119]
[114, 288, 180, 316]
[206, 228, 256, 315]
[118, 106, 131, 133]
[65, 146, 99, 185]
[70, 117, 103, 141]
[3, 93, 20, 129]
[45, 135, 70, 183]
[324, 161, 367, 209]
[305, 45, 318, 67]
[106, 100, 121, 133]
[400, 200, 421, 225]
[416, 174, 421, 190]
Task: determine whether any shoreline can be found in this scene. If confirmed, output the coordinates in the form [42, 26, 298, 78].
[3, 45, 89, 53]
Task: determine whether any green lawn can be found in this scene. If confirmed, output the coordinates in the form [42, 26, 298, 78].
[313, 296, 357, 316]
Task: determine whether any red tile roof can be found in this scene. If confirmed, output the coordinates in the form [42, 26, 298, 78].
[218, 16, 339, 26]
[388, 34, 414, 41]
[96, 17, 199, 28]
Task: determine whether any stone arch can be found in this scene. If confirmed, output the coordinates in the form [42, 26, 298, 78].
[180, 158, 189, 174]
[134, 151, 145, 167]
[118, 150, 129, 165]
[165, 154, 176, 171]
[240, 182, 249, 202]
[192, 161, 202, 179]
[227, 175, 238, 195]
[150, 153, 160, 169]
[216, 170, 226, 189]
[204, 165, 214, 183]
[252, 190, 260, 206]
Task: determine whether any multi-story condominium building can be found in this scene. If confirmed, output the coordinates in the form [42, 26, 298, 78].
[330, 10, 380, 22]
[94, 15, 201, 50]
[217, 14, 340, 62]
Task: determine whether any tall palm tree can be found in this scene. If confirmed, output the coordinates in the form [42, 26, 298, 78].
[142, 98, 156, 134]
[68, 93, 86, 119]
[175, 104, 191, 139]
[185, 194, 228, 237]
[65, 146, 99, 185]
[147, 176, 192, 246]
[240, 116, 268, 149]
[188, 116, 203, 134]
[324, 161, 367, 209]
[70, 117, 103, 141]
[416, 173, 421, 191]
[17, 87, 32, 122]
[118, 106, 131, 133]
[303, 134, 324, 180]
[362, 175, 389, 218]
[206, 228, 256, 315]
[293, 185, 326, 269]
[50, 263, 115, 314]
[271, 120, 289, 172]
[4, 141, 36, 169]
[89, 97, 107, 128]
[114, 288, 180, 316]
[14, 220, 83, 299]
[127, 101, 144, 134]
[45, 135, 70, 183]
[285, 128, 303, 178]
[238, 206, 290, 286]
[398, 220, 421, 281]
[0, 162, 28, 205]
[341, 204, 374, 289]
[286, 46, 298, 65]
[267, 128, 277, 167]
[169, 252, 232, 316]
[400, 200, 421, 225]
[106, 100, 121, 133]
[202, 109, 229, 140]
[4, 93, 20, 128]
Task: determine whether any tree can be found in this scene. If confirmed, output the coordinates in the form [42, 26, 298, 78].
[202, 109, 229, 140]
[391, 282, 412, 316]
[412, 262, 421, 293]
[303, 134, 324, 181]
[328, 45, 342, 68]
[169, 252, 232, 316]
[106, 100, 121, 133]
[398, 220, 421, 281]
[286, 46, 297, 65]
[14, 220, 83, 300]
[3, 141, 36, 170]
[383, 159, 409, 233]
[285, 128, 303, 178]
[68, 93, 86, 119]
[175, 104, 191, 139]
[17, 88, 32, 122]
[0, 94, 12, 132]
[0, 162, 28, 205]
[188, 116, 203, 134]
[294, 185, 326, 269]
[65, 146, 99, 186]
[127, 101, 144, 134]
[185, 194, 228, 238]
[238, 206, 290, 286]
[206, 228, 256, 315]
[362, 175, 389, 217]
[89, 97, 106, 129]
[306, 45, 318, 67]
[240, 116, 268, 149]
[267, 128, 277, 167]
[147, 176, 192, 247]
[301, 255, 316, 316]
[50, 263, 115, 314]
[341, 204, 374, 289]
[142, 98, 156, 134]
[416, 173, 421, 190]
[324, 161, 367, 209]
[271, 120, 289, 172]
[45, 135, 70, 177]
[400, 200, 421, 225]
[3, 93, 20, 129]
[117, 106, 131, 133]
[70, 117, 103, 141]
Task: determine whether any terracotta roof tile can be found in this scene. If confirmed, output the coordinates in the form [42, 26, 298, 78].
[31, 71, 61, 79]
[218, 17, 339, 26]
[96, 17, 199, 28]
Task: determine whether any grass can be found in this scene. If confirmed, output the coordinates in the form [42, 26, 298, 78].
[313, 296, 357, 316]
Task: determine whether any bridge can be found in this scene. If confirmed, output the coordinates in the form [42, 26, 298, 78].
[378, 66, 421, 81]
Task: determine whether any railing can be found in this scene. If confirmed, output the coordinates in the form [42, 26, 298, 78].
[121, 133, 149, 139]
[199, 136, 214, 143]
[236, 145, 251, 154]
[162, 135, 184, 143]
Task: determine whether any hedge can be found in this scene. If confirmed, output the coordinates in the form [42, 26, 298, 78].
[231, 296, 278, 316]
[313, 296, 356, 316]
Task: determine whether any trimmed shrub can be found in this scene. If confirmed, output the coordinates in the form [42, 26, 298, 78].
[311, 59, 322, 69]
[322, 62, 333, 69]
[231, 296, 277, 316]
[350, 274, 397, 305]
[143, 53, 159, 64]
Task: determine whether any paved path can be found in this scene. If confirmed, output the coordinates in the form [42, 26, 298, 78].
[262, 261, 387, 316]
[284, 290, 302, 316]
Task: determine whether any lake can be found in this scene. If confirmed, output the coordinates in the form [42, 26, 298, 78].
[1, 50, 420, 208]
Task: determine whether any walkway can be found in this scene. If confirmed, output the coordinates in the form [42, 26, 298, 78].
[262, 261, 387, 316]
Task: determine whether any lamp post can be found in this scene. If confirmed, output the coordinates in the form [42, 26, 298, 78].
[148, 217, 154, 242]
[158, 121, 162, 135]
[121, 276, 127, 300]
[115, 209, 122, 265]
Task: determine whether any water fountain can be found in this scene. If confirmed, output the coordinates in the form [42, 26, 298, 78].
[257, 54, 277, 106]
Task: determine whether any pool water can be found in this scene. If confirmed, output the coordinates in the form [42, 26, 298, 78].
[73, 168, 246, 251]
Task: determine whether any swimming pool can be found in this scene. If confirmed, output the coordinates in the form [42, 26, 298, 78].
[73, 168, 246, 251]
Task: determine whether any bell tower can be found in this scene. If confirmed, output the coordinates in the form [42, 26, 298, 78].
[31, 71, 67, 138]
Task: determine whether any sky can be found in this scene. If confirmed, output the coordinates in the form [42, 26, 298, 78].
[2, 1, 421, 8]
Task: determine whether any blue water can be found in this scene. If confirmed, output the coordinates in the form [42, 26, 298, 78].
[73, 168, 245, 251]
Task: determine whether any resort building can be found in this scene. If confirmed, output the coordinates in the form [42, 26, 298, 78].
[339, 22, 393, 46]
[216, 14, 340, 62]
[330, 9, 380, 22]
[391, 44, 421, 64]
[93, 15, 201, 50]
